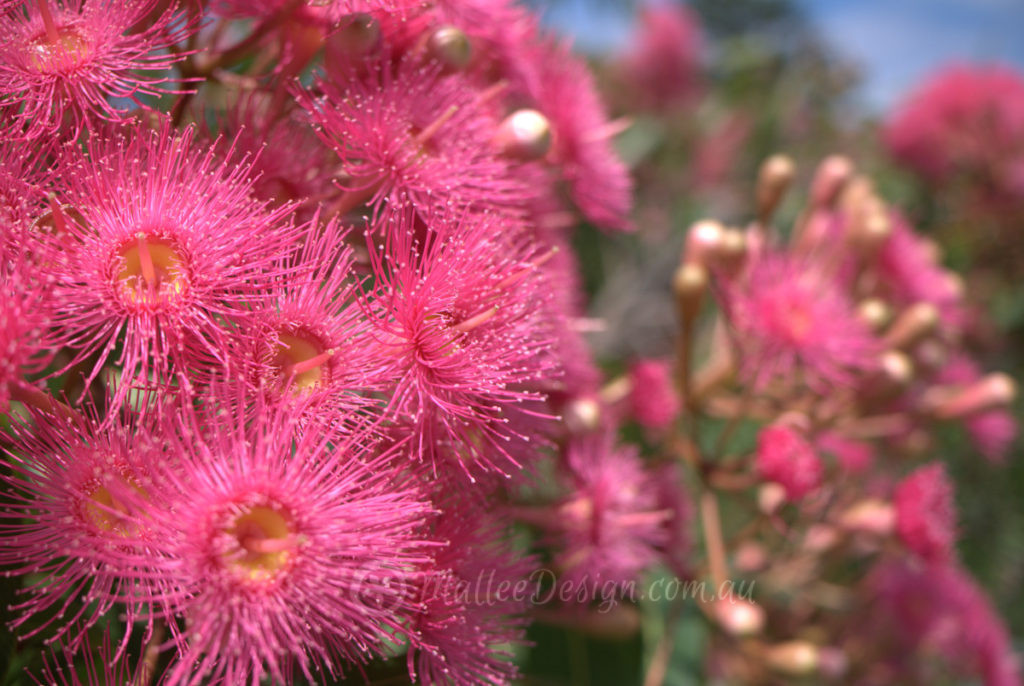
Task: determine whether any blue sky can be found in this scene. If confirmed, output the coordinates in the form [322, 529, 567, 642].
[541, 0, 1024, 111]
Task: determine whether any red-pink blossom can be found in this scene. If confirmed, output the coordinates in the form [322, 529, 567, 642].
[884, 64, 1024, 203]
[725, 249, 880, 391]
[0, 401, 165, 649]
[42, 121, 301, 396]
[894, 463, 957, 563]
[550, 432, 670, 599]
[408, 507, 534, 686]
[0, 0, 196, 139]
[363, 210, 558, 479]
[304, 56, 528, 220]
[755, 424, 823, 502]
[866, 560, 1021, 686]
[618, 2, 703, 110]
[119, 389, 434, 685]
[876, 213, 969, 333]
[627, 358, 681, 430]
[519, 37, 634, 232]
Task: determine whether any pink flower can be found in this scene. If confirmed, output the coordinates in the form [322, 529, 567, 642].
[124, 389, 434, 685]
[755, 424, 823, 501]
[304, 56, 528, 220]
[36, 628, 151, 685]
[618, 2, 703, 110]
[363, 210, 558, 479]
[816, 431, 876, 475]
[221, 218, 382, 423]
[725, 249, 880, 391]
[408, 507, 534, 686]
[884, 64, 1024, 202]
[0, 128, 49, 232]
[627, 358, 681, 430]
[0, 0, 196, 139]
[550, 433, 670, 599]
[0, 401, 164, 648]
[867, 560, 1021, 686]
[894, 463, 957, 563]
[42, 121, 300, 396]
[519, 36, 634, 232]
[876, 213, 968, 333]
[0, 236, 54, 412]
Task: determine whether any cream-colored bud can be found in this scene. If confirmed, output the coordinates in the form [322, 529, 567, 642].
[496, 109, 552, 160]
[765, 640, 820, 676]
[756, 154, 796, 221]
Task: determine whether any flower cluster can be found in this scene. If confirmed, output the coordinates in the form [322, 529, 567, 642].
[0, 0, 645, 683]
[665, 153, 1020, 683]
[0, 1, 1020, 684]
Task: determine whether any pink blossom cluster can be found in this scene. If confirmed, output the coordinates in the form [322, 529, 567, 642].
[671, 154, 1020, 683]
[884, 64, 1024, 206]
[0, 1, 1021, 684]
[0, 0, 671, 683]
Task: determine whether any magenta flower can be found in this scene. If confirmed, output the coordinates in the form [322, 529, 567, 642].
[618, 2, 703, 110]
[866, 560, 1021, 686]
[725, 249, 880, 391]
[0, 0, 196, 139]
[363, 210, 558, 478]
[123, 389, 434, 685]
[884, 64, 1024, 203]
[42, 121, 300, 396]
[35, 628, 153, 685]
[876, 213, 969, 333]
[627, 358, 681, 430]
[894, 463, 957, 563]
[0, 127, 49, 232]
[0, 402, 164, 648]
[550, 432, 670, 599]
[304, 56, 528, 219]
[408, 508, 534, 686]
[221, 218, 383, 423]
[0, 235, 55, 413]
[518, 36, 634, 232]
[755, 424, 823, 502]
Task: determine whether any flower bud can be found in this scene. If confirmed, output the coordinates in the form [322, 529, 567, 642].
[758, 482, 787, 515]
[563, 395, 602, 434]
[838, 498, 895, 536]
[673, 262, 708, 327]
[427, 26, 472, 72]
[884, 302, 939, 349]
[755, 154, 795, 222]
[495, 109, 552, 160]
[326, 13, 380, 66]
[810, 155, 853, 209]
[928, 373, 1017, 420]
[849, 200, 892, 254]
[684, 219, 725, 265]
[713, 598, 765, 637]
[803, 524, 839, 553]
[764, 640, 820, 676]
[715, 228, 748, 277]
[857, 298, 891, 332]
[733, 541, 768, 573]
